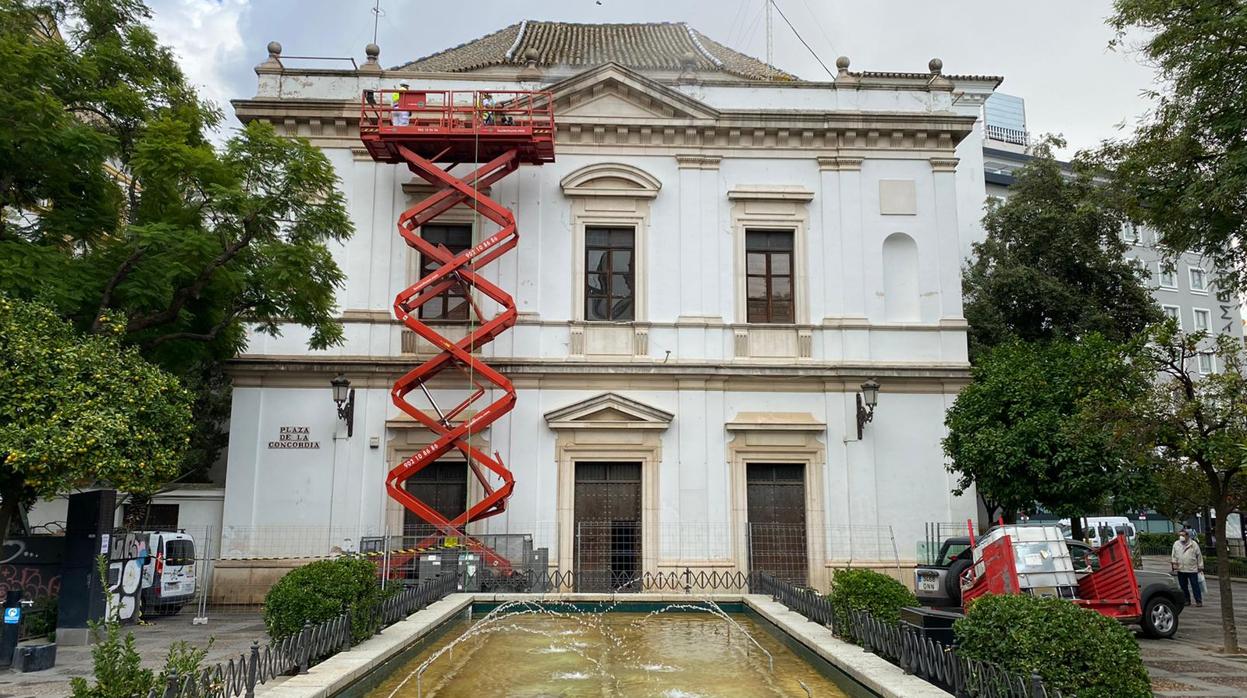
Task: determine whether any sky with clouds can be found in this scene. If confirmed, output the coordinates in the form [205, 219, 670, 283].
[146, 0, 1159, 156]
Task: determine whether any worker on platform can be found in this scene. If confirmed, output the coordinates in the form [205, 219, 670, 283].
[480, 92, 495, 126]
[1170, 528, 1204, 607]
[391, 81, 410, 127]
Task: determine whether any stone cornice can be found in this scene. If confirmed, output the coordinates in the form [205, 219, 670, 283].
[232, 97, 975, 154]
[226, 354, 971, 388]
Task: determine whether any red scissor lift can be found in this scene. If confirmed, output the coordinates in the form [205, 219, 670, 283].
[959, 524, 1142, 621]
[360, 90, 554, 575]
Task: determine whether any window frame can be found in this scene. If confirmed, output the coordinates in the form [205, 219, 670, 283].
[1198, 352, 1215, 375]
[1189, 266, 1209, 294]
[729, 188, 810, 326]
[744, 228, 797, 324]
[1161, 304, 1183, 329]
[1158, 263, 1179, 290]
[415, 223, 475, 322]
[1193, 307, 1212, 333]
[583, 226, 637, 322]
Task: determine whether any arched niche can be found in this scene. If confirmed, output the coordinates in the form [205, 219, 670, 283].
[882, 232, 920, 322]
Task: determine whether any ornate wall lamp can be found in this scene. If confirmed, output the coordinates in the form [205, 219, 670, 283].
[856, 378, 880, 440]
[331, 373, 356, 438]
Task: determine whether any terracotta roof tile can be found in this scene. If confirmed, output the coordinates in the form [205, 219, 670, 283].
[395, 21, 796, 81]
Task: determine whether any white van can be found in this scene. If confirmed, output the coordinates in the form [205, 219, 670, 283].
[1058, 516, 1138, 547]
[139, 531, 197, 616]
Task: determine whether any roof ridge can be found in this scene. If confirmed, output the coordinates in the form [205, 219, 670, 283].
[690, 28, 796, 81]
[681, 22, 722, 68]
[504, 20, 528, 61]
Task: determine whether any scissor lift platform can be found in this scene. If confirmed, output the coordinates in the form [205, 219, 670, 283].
[360, 89, 555, 165]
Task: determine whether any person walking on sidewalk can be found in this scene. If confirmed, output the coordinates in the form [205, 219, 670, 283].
[1170, 528, 1204, 607]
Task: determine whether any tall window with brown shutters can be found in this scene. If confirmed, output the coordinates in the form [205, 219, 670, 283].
[745, 229, 794, 323]
[417, 224, 473, 321]
[584, 226, 635, 321]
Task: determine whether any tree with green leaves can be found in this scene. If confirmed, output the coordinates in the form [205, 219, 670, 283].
[1101, 0, 1247, 292]
[0, 0, 353, 486]
[1118, 322, 1247, 652]
[943, 335, 1154, 538]
[962, 139, 1160, 361]
[0, 296, 193, 542]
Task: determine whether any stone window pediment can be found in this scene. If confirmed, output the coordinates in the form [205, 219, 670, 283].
[560, 163, 662, 199]
[544, 392, 673, 430]
[725, 412, 826, 432]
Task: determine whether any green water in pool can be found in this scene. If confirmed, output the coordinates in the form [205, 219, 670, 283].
[366, 609, 851, 697]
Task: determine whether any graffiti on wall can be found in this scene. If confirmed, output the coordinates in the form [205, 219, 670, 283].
[106, 532, 149, 623]
[0, 537, 64, 602]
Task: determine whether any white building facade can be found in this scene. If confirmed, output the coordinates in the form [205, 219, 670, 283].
[222, 22, 999, 589]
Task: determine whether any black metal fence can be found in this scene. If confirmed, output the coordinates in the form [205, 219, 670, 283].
[143, 573, 458, 698]
[749, 573, 1063, 698]
[477, 566, 754, 593]
[126, 565, 1060, 698]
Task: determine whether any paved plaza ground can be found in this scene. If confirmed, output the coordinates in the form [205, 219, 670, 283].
[1139, 557, 1247, 697]
[0, 609, 269, 698]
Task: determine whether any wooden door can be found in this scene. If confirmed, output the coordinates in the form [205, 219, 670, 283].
[403, 460, 468, 540]
[746, 462, 808, 585]
[573, 462, 642, 592]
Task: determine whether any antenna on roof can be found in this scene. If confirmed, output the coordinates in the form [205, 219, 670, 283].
[764, 0, 773, 68]
[371, 0, 383, 45]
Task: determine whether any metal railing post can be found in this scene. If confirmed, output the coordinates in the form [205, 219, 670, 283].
[298, 621, 312, 674]
[162, 673, 178, 698]
[343, 603, 353, 651]
[1030, 672, 1045, 698]
[245, 641, 260, 698]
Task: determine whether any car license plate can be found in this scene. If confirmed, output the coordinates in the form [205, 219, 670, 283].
[918, 578, 938, 592]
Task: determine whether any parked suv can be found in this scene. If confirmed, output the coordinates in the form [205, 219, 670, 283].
[139, 531, 197, 616]
[914, 535, 1184, 638]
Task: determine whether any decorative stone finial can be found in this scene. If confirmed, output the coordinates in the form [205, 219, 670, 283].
[257, 40, 283, 73]
[836, 56, 850, 70]
[518, 47, 542, 81]
[360, 42, 381, 73]
[677, 50, 700, 85]
[928, 57, 943, 75]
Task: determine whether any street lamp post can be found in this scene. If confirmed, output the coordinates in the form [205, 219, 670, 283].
[331, 373, 355, 438]
[856, 378, 880, 440]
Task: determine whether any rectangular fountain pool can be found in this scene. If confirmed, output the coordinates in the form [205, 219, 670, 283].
[350, 601, 877, 698]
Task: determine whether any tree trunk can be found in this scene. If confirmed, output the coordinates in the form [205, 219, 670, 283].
[1212, 496, 1239, 653]
[122, 493, 150, 530]
[0, 486, 20, 547]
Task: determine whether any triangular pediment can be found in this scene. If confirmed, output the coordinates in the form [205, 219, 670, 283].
[544, 63, 719, 122]
[544, 392, 674, 430]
